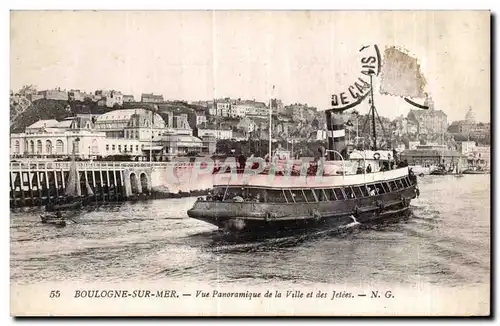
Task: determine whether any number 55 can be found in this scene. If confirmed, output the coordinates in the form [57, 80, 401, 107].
[49, 290, 60, 298]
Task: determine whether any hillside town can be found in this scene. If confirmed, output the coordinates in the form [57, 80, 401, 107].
[9, 86, 491, 170]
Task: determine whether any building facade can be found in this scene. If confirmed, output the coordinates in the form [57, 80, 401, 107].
[96, 90, 123, 107]
[10, 118, 106, 159]
[39, 89, 69, 101]
[94, 109, 167, 140]
[197, 125, 233, 140]
[141, 93, 164, 103]
[215, 99, 231, 117]
[123, 95, 135, 102]
[406, 96, 448, 135]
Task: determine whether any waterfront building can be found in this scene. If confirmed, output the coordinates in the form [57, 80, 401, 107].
[10, 117, 106, 159]
[467, 146, 490, 168]
[145, 130, 212, 160]
[11, 107, 204, 160]
[94, 108, 166, 140]
[459, 141, 490, 168]
[400, 144, 463, 168]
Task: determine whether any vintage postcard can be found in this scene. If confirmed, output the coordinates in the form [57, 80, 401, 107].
[9, 10, 490, 316]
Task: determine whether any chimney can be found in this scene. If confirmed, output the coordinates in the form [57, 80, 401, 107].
[325, 110, 346, 160]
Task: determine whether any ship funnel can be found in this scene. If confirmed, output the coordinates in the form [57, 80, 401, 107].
[318, 146, 326, 158]
[325, 110, 346, 160]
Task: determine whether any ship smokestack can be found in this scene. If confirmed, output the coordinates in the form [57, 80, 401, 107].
[325, 110, 346, 161]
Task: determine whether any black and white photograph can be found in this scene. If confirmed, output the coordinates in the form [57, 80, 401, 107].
[8, 10, 491, 316]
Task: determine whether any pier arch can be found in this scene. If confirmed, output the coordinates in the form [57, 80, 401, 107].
[130, 172, 139, 194]
[140, 172, 149, 193]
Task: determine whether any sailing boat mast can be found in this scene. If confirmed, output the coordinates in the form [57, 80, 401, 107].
[369, 72, 377, 150]
[65, 137, 81, 197]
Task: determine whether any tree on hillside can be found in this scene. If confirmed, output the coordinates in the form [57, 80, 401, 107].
[18, 85, 37, 95]
[10, 99, 71, 133]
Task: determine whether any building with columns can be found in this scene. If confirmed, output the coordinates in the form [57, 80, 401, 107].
[10, 117, 106, 159]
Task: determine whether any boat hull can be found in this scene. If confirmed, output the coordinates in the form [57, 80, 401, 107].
[188, 185, 417, 232]
[45, 199, 83, 212]
[40, 215, 67, 227]
[462, 170, 489, 174]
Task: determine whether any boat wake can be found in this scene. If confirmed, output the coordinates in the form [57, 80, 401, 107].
[339, 215, 361, 229]
[198, 219, 363, 253]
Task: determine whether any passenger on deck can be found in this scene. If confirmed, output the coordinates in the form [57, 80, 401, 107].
[366, 164, 372, 173]
[233, 196, 244, 202]
[356, 167, 364, 174]
[369, 187, 377, 196]
[409, 168, 417, 183]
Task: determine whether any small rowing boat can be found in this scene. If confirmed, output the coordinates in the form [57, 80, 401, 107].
[40, 213, 67, 227]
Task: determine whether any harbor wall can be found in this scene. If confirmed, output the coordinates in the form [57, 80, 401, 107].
[9, 161, 211, 209]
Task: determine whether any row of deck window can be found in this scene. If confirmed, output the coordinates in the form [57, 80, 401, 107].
[217, 176, 413, 203]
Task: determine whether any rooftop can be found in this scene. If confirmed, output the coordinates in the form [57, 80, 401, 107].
[153, 134, 203, 147]
[26, 120, 60, 129]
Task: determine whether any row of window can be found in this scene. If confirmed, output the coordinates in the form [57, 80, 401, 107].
[124, 130, 163, 140]
[106, 144, 145, 153]
[219, 177, 413, 203]
[13, 139, 64, 154]
[13, 139, 100, 155]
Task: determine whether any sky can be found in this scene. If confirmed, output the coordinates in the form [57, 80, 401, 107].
[10, 10, 490, 122]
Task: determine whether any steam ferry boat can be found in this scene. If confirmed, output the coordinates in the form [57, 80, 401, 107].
[187, 150, 419, 232]
[188, 74, 420, 233]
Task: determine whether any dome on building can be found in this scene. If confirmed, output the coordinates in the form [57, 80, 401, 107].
[465, 108, 476, 123]
[95, 109, 166, 129]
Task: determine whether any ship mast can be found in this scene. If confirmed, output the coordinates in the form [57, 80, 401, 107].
[369, 72, 377, 150]
[268, 98, 272, 159]
[361, 70, 386, 151]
